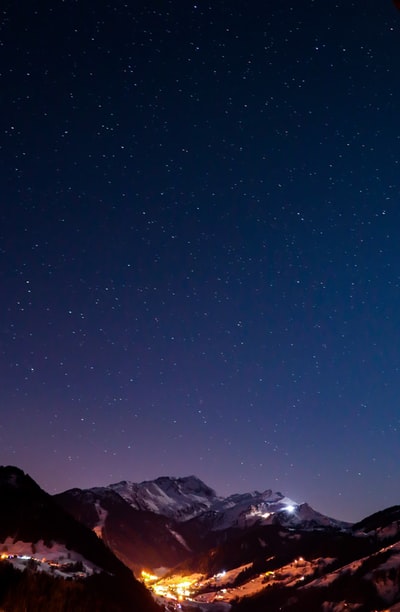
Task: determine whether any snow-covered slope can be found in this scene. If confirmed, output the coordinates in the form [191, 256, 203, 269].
[302, 541, 400, 608]
[0, 537, 100, 578]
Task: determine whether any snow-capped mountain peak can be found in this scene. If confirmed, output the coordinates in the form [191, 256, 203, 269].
[109, 475, 220, 520]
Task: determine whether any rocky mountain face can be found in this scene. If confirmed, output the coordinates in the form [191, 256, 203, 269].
[109, 475, 218, 520]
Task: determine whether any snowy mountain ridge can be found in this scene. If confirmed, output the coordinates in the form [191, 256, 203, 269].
[109, 475, 219, 520]
[99, 475, 348, 531]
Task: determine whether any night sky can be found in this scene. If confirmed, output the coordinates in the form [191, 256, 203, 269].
[1, 1, 400, 522]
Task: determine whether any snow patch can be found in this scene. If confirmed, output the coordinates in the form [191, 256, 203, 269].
[168, 528, 191, 552]
[93, 500, 108, 538]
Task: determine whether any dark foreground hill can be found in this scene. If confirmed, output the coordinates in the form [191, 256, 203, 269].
[0, 466, 160, 612]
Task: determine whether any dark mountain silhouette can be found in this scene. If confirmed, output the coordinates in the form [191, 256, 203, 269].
[352, 504, 400, 533]
[0, 466, 160, 612]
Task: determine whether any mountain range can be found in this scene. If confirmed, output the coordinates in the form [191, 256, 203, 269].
[2, 466, 400, 611]
[54, 475, 348, 574]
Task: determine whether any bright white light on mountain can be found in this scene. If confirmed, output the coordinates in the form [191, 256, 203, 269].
[285, 505, 296, 513]
[248, 507, 273, 519]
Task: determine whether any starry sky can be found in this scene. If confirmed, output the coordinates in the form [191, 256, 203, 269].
[1, 1, 400, 522]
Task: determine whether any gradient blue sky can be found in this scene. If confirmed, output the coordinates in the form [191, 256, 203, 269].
[1, 0, 400, 521]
